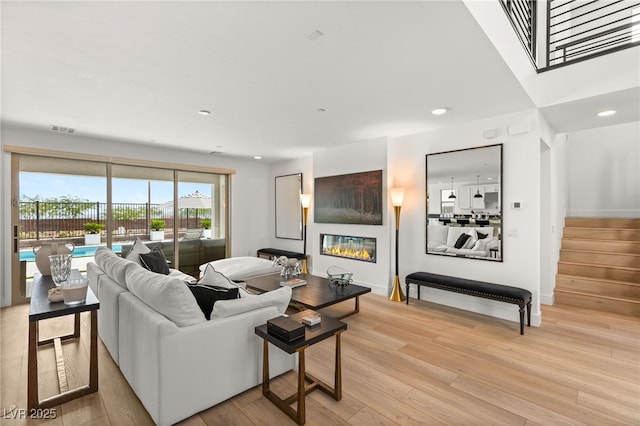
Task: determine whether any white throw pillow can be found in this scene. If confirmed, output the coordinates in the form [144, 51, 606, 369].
[125, 238, 151, 266]
[125, 264, 206, 327]
[198, 263, 248, 296]
[211, 286, 292, 319]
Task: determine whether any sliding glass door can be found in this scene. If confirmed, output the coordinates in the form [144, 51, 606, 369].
[11, 152, 230, 305]
[176, 171, 227, 277]
[12, 155, 107, 304]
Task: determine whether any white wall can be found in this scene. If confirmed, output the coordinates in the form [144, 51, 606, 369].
[267, 156, 313, 255]
[0, 124, 271, 306]
[566, 121, 640, 218]
[311, 138, 391, 296]
[390, 110, 543, 326]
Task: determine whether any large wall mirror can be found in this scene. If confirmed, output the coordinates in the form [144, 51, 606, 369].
[426, 144, 503, 262]
[275, 173, 303, 240]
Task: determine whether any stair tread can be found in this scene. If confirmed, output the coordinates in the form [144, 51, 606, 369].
[556, 274, 640, 287]
[560, 248, 640, 256]
[558, 260, 640, 272]
[554, 288, 640, 304]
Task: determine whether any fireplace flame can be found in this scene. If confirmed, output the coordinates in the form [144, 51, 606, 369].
[324, 246, 372, 261]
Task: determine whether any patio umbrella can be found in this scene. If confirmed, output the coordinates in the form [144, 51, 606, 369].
[164, 191, 212, 228]
[163, 191, 212, 209]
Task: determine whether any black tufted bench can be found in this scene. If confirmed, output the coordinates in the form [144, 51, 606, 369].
[257, 248, 306, 261]
[405, 272, 532, 334]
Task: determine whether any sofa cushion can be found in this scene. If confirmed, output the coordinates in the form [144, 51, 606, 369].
[427, 224, 449, 246]
[211, 286, 291, 319]
[94, 246, 139, 289]
[125, 265, 206, 327]
[140, 247, 170, 275]
[187, 285, 239, 320]
[125, 238, 151, 266]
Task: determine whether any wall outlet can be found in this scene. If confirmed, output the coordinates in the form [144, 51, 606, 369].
[512, 201, 524, 209]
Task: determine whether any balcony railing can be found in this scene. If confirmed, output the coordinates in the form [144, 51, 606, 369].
[500, 0, 537, 64]
[501, 0, 640, 71]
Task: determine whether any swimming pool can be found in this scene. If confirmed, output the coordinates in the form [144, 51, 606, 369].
[20, 245, 122, 262]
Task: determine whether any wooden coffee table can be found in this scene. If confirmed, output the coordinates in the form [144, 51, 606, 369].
[244, 273, 371, 319]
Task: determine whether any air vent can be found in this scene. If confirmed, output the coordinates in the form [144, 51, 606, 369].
[50, 125, 76, 134]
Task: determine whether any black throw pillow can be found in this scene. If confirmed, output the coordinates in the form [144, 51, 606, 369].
[187, 284, 239, 320]
[454, 233, 471, 249]
[477, 231, 488, 240]
[139, 247, 170, 275]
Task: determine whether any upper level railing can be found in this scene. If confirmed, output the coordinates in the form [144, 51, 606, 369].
[500, 0, 537, 64]
[501, 0, 640, 72]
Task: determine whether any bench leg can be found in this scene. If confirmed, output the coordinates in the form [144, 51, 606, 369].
[527, 302, 531, 327]
[519, 304, 525, 335]
[406, 283, 410, 305]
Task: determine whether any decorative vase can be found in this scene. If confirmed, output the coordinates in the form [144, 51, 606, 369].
[33, 241, 75, 276]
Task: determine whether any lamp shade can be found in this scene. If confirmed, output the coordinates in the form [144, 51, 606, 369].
[300, 193, 312, 208]
[389, 187, 405, 207]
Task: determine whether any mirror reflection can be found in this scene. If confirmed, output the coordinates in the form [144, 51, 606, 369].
[426, 144, 503, 261]
[275, 173, 303, 240]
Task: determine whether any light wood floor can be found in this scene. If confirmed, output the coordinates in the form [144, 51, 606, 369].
[1, 294, 638, 425]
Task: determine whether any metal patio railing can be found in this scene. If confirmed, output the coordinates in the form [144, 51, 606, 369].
[19, 201, 210, 240]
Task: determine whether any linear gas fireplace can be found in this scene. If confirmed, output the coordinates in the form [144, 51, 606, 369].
[320, 233, 376, 263]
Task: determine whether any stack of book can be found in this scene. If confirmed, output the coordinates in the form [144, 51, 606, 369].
[267, 316, 305, 342]
[279, 278, 306, 288]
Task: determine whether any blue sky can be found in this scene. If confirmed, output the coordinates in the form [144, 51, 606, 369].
[20, 172, 208, 204]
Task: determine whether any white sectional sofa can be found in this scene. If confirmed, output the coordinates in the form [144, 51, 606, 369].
[87, 247, 295, 426]
[427, 224, 499, 257]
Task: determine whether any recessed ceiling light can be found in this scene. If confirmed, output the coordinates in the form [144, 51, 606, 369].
[254, 155, 263, 160]
[431, 108, 448, 115]
[597, 109, 616, 117]
[198, 110, 211, 116]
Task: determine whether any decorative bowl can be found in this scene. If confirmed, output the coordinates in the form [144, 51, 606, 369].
[326, 266, 353, 287]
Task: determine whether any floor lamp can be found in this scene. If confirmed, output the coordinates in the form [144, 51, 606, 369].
[389, 187, 405, 302]
[300, 193, 311, 274]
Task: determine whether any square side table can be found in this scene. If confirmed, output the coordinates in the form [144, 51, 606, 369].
[255, 310, 347, 425]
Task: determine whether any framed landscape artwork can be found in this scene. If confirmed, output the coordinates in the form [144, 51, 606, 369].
[314, 170, 383, 225]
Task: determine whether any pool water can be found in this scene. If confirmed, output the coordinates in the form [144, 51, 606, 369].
[20, 244, 122, 262]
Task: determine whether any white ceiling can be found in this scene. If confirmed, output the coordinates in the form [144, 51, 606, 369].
[2, 1, 537, 162]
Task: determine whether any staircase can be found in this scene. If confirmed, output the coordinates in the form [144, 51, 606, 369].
[555, 218, 640, 316]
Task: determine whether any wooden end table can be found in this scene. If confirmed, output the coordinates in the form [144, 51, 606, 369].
[28, 274, 100, 410]
[255, 310, 347, 425]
